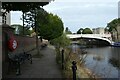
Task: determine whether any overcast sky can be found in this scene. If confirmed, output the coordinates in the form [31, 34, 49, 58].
[11, 0, 120, 33]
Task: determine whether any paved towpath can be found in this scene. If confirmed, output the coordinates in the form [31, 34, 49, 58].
[7, 45, 63, 78]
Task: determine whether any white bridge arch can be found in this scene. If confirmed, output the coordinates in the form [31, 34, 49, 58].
[67, 34, 113, 45]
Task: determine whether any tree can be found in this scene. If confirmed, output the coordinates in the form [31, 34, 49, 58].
[37, 13, 64, 40]
[65, 27, 72, 34]
[106, 18, 120, 40]
[77, 28, 84, 34]
[77, 28, 93, 34]
[23, 8, 48, 30]
[50, 33, 71, 64]
[82, 28, 93, 34]
[50, 33, 71, 48]
[23, 8, 64, 41]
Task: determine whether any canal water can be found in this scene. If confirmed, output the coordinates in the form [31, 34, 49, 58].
[71, 44, 120, 78]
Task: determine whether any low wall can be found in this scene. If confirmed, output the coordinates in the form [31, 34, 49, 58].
[2, 24, 41, 76]
[13, 35, 37, 54]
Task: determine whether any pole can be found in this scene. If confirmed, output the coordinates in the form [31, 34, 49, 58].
[61, 49, 64, 70]
[72, 61, 77, 80]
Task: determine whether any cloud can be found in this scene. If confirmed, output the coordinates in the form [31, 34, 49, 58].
[43, 0, 118, 33]
[10, 0, 119, 33]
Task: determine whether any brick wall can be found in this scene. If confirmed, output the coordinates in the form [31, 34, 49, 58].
[2, 24, 41, 76]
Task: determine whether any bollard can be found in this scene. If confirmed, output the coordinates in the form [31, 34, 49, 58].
[72, 61, 77, 80]
[61, 49, 64, 70]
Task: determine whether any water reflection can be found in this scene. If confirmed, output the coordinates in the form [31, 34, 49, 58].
[93, 55, 105, 61]
[109, 58, 120, 69]
[109, 47, 120, 69]
[71, 44, 120, 78]
[84, 46, 120, 78]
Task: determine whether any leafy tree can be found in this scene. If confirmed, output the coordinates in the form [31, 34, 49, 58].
[37, 13, 64, 40]
[106, 18, 120, 40]
[23, 8, 64, 41]
[65, 27, 72, 34]
[23, 8, 48, 30]
[82, 28, 93, 34]
[50, 33, 71, 64]
[77, 28, 84, 34]
[50, 33, 71, 48]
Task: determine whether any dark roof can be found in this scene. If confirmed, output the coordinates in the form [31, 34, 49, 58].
[2, 2, 49, 12]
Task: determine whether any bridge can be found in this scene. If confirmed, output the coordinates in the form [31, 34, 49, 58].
[67, 34, 113, 45]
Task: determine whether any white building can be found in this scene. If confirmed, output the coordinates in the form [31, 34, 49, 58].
[92, 27, 105, 34]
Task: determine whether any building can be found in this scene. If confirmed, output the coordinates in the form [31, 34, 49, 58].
[2, 13, 11, 25]
[92, 27, 105, 34]
[0, 12, 11, 25]
[118, 1, 120, 18]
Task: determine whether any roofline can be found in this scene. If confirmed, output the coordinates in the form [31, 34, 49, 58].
[1, 0, 53, 2]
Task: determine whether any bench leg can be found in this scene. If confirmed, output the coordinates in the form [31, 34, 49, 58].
[16, 62, 21, 75]
[27, 54, 32, 64]
[29, 55, 32, 64]
[7, 61, 12, 74]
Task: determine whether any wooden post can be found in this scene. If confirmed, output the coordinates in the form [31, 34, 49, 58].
[61, 49, 64, 70]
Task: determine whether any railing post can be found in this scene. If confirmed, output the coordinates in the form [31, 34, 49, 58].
[72, 61, 77, 80]
[61, 48, 64, 70]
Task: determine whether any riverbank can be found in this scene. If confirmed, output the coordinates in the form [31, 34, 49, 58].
[65, 51, 97, 79]
[55, 47, 98, 79]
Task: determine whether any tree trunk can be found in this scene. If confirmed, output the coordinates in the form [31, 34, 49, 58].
[35, 9, 40, 55]
[116, 30, 119, 42]
[111, 32, 115, 41]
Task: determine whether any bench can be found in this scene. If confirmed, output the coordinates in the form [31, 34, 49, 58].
[8, 52, 32, 75]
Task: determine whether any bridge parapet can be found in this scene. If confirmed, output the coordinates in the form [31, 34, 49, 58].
[67, 34, 111, 38]
[66, 34, 113, 45]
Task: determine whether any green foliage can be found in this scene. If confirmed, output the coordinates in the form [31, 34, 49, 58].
[106, 18, 120, 33]
[23, 8, 64, 40]
[55, 48, 62, 64]
[11, 24, 32, 36]
[82, 28, 93, 34]
[77, 28, 84, 34]
[37, 13, 64, 40]
[65, 27, 72, 34]
[23, 8, 48, 30]
[50, 33, 71, 48]
[106, 18, 120, 41]
[23, 10, 36, 30]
